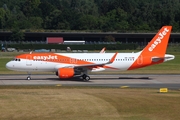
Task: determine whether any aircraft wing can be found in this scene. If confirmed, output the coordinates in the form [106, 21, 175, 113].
[100, 47, 106, 53]
[74, 52, 117, 68]
[60, 52, 118, 69]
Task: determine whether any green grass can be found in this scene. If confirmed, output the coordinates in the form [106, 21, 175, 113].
[0, 52, 24, 58]
[0, 87, 180, 120]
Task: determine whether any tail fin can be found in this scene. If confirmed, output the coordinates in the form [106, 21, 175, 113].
[142, 26, 172, 56]
[128, 26, 172, 70]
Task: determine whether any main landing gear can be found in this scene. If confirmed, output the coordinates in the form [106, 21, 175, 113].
[82, 74, 90, 81]
[75, 68, 90, 81]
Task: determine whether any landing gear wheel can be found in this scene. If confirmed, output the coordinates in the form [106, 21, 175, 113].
[27, 76, 31, 80]
[84, 76, 90, 81]
[82, 74, 90, 81]
[27, 72, 31, 80]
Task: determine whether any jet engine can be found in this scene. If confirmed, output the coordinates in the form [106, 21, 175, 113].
[57, 68, 74, 79]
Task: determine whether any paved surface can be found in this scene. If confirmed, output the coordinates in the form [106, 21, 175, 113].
[0, 74, 180, 89]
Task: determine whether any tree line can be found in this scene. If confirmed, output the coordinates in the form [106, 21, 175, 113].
[0, 0, 180, 32]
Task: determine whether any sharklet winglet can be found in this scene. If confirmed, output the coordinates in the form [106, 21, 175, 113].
[107, 52, 118, 64]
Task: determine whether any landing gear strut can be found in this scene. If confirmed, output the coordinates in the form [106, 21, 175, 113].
[27, 72, 31, 80]
[82, 74, 90, 81]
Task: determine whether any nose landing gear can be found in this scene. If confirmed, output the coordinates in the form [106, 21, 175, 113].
[27, 72, 31, 80]
[27, 76, 31, 80]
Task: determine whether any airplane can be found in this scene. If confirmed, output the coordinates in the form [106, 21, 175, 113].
[6, 26, 175, 81]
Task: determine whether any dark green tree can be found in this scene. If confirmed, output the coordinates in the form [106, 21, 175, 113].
[1, 0, 180, 31]
[77, 15, 98, 30]
[0, 8, 5, 29]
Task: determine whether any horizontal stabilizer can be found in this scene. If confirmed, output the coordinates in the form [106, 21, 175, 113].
[152, 54, 175, 62]
[151, 57, 164, 62]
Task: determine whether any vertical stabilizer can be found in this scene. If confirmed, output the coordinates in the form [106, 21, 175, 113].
[142, 26, 172, 56]
[128, 26, 172, 70]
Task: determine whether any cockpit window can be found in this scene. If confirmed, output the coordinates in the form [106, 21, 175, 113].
[12, 58, 21, 61]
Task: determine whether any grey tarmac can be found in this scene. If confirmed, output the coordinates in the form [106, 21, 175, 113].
[0, 74, 180, 89]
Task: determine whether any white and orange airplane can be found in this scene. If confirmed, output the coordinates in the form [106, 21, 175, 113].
[6, 26, 174, 81]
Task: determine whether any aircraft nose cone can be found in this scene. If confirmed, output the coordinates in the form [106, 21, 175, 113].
[6, 62, 13, 70]
[6, 62, 10, 69]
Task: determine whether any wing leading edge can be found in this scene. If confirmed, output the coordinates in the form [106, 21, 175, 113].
[62, 52, 118, 69]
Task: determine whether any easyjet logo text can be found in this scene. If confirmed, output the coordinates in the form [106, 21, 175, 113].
[33, 55, 58, 60]
[148, 27, 169, 52]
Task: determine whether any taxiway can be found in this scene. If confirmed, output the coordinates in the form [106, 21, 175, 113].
[0, 74, 180, 89]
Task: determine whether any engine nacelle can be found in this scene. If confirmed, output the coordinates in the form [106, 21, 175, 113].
[57, 68, 74, 79]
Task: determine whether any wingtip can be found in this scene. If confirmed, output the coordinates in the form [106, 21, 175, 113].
[109, 52, 118, 63]
[100, 47, 106, 53]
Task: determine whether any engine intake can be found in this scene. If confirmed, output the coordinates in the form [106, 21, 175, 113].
[57, 68, 74, 79]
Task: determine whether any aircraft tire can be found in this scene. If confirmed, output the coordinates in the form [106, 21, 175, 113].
[27, 76, 31, 80]
[83, 75, 90, 82]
